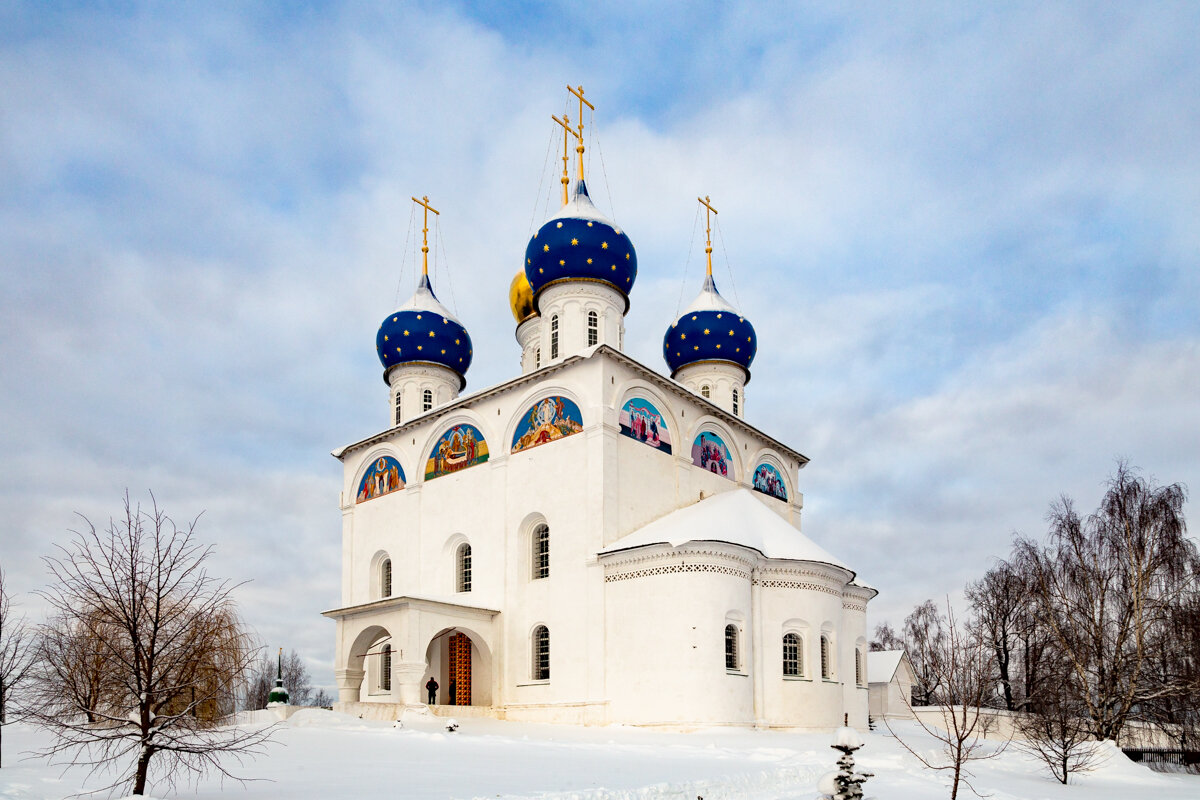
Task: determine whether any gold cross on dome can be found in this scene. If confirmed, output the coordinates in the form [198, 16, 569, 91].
[411, 195, 440, 276]
[551, 113, 578, 205]
[567, 84, 594, 182]
[698, 195, 718, 276]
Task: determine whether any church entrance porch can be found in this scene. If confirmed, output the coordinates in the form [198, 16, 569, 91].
[324, 595, 498, 713]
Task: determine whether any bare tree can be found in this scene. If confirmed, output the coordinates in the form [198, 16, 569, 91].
[904, 600, 947, 706]
[0, 567, 36, 768]
[25, 493, 271, 796]
[887, 601, 1008, 800]
[965, 560, 1026, 711]
[1013, 661, 1107, 784]
[1013, 462, 1194, 742]
[311, 688, 333, 708]
[870, 621, 904, 652]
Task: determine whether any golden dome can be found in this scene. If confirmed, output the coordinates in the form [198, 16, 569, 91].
[509, 270, 536, 323]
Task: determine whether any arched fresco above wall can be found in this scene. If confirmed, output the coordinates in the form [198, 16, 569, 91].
[752, 462, 788, 501]
[691, 431, 733, 479]
[511, 396, 583, 454]
[357, 455, 406, 503]
[618, 397, 672, 454]
[425, 424, 489, 480]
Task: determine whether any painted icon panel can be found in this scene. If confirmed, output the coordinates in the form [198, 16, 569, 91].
[357, 455, 406, 503]
[511, 396, 584, 454]
[425, 424, 489, 480]
[752, 462, 788, 501]
[618, 397, 672, 454]
[691, 431, 733, 479]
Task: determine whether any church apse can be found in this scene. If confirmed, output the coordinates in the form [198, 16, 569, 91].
[510, 395, 583, 454]
[618, 397, 672, 454]
[356, 455, 406, 503]
[425, 424, 489, 480]
[691, 432, 734, 479]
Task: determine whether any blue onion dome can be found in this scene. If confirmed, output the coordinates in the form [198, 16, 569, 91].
[663, 275, 757, 381]
[376, 274, 473, 388]
[524, 180, 637, 312]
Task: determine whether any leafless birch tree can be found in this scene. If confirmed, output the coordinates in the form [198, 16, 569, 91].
[26, 493, 271, 796]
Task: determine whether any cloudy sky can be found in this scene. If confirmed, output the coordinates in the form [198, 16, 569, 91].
[3, 2, 1198, 690]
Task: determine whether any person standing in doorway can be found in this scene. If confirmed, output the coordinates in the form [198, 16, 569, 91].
[425, 676, 439, 705]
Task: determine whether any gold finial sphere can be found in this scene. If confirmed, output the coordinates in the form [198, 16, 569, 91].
[509, 270, 536, 323]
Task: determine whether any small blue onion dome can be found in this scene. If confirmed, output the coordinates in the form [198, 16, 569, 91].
[525, 180, 637, 312]
[376, 274, 473, 388]
[663, 275, 757, 381]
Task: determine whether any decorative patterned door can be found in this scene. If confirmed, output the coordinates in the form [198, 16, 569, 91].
[448, 633, 472, 705]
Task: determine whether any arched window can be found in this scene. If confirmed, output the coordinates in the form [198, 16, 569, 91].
[587, 310, 598, 346]
[422, 388, 433, 413]
[550, 314, 559, 359]
[381, 558, 392, 597]
[394, 393, 402, 425]
[820, 635, 832, 679]
[380, 644, 392, 691]
[532, 625, 550, 680]
[532, 523, 550, 579]
[456, 543, 472, 593]
[783, 632, 802, 677]
[732, 388, 739, 416]
[856, 649, 864, 686]
[535, 347, 541, 369]
[725, 624, 739, 671]
[701, 384, 711, 399]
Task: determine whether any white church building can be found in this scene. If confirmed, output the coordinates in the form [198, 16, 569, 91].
[323, 92, 876, 729]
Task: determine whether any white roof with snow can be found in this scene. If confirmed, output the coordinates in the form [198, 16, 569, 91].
[867, 650, 906, 684]
[599, 489, 849, 570]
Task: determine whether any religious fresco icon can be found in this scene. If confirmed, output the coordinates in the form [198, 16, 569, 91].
[691, 431, 733, 479]
[752, 462, 788, 502]
[618, 397, 672, 454]
[357, 455, 406, 503]
[511, 396, 584, 454]
[425, 424, 489, 480]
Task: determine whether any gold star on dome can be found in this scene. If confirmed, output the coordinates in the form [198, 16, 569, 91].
[559, 259, 565, 266]
[716, 344, 721, 349]
[611, 264, 616, 270]
[614, 228, 621, 234]
[441, 349, 446, 354]
[694, 345, 699, 350]
[403, 330, 410, 336]
[587, 221, 593, 227]
[392, 316, 398, 322]
[384, 335, 389, 342]
[539, 268, 544, 273]
[443, 319, 448, 324]
[736, 347, 741, 353]
[417, 345, 423, 351]
[625, 253, 630, 260]
[395, 347, 401, 353]
[680, 333, 686, 340]
[556, 222, 563, 228]
[543, 244, 550, 252]
[601, 241, 608, 249]
[416, 314, 422, 320]
[527, 258, 531, 264]
[747, 336, 751, 342]
[691, 315, 697, 321]
[571, 238, 578, 245]
[429, 331, 435, 337]
[716, 313, 722, 319]
[586, 258, 593, 264]
[729, 330, 735, 335]
[455, 339, 460, 345]
[703, 328, 710, 335]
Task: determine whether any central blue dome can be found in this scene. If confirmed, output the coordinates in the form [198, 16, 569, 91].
[663, 275, 757, 381]
[376, 275, 473, 388]
[525, 180, 637, 311]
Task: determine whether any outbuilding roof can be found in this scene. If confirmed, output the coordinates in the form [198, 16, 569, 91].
[867, 649, 907, 684]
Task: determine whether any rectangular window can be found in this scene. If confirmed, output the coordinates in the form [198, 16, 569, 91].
[587, 311, 598, 346]
[381, 645, 392, 691]
[783, 633, 800, 677]
[533, 627, 550, 680]
[821, 636, 831, 679]
[550, 315, 559, 359]
[394, 394, 402, 425]
[725, 624, 739, 671]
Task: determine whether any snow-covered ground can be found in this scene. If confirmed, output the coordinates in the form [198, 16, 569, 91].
[1, 710, 1195, 800]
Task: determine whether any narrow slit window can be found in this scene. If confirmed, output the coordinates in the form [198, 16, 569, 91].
[381, 558, 392, 598]
[550, 315, 559, 359]
[725, 624, 739, 671]
[380, 644, 392, 691]
[587, 310, 598, 346]
[394, 394, 403, 425]
[532, 625, 550, 680]
[821, 636, 831, 679]
[457, 543, 472, 593]
[532, 523, 550, 579]
[732, 388, 739, 416]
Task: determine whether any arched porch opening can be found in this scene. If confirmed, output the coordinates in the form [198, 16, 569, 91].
[423, 625, 493, 707]
[341, 624, 394, 703]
